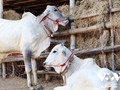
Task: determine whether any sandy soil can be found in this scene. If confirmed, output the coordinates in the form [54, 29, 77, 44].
[0, 76, 61, 90]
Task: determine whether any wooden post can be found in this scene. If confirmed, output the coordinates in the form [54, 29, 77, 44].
[45, 67, 50, 82]
[2, 63, 6, 79]
[0, 0, 3, 76]
[109, 0, 115, 71]
[99, 30, 110, 67]
[11, 62, 15, 76]
[0, 0, 3, 18]
[0, 63, 2, 76]
[70, 0, 76, 50]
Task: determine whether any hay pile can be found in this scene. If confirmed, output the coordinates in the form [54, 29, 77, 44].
[58, 0, 110, 49]
[58, 0, 120, 69]
[3, 9, 21, 20]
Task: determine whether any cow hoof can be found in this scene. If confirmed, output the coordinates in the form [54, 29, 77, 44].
[29, 87, 35, 90]
[38, 86, 44, 90]
[36, 85, 44, 90]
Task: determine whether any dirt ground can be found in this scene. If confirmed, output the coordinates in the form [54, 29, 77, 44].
[0, 76, 61, 90]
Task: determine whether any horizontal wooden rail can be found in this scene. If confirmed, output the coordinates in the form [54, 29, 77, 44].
[37, 70, 58, 75]
[53, 7, 120, 37]
[1, 44, 120, 63]
[1, 53, 48, 63]
[51, 39, 66, 43]
[53, 22, 111, 36]
[74, 45, 120, 56]
[75, 7, 120, 20]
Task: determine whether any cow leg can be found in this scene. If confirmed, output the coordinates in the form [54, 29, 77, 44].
[31, 59, 44, 90]
[23, 49, 32, 88]
[31, 59, 38, 85]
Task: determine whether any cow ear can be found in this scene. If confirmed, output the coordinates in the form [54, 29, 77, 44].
[39, 10, 49, 22]
[62, 50, 66, 56]
[61, 43, 64, 46]
[61, 41, 66, 46]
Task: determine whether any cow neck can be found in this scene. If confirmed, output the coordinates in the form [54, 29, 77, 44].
[60, 53, 74, 76]
[40, 16, 58, 38]
[64, 56, 83, 78]
[60, 56, 74, 76]
[43, 20, 52, 38]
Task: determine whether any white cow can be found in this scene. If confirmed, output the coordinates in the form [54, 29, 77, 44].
[44, 44, 118, 90]
[0, 5, 69, 89]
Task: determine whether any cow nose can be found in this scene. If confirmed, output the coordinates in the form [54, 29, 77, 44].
[43, 62, 46, 66]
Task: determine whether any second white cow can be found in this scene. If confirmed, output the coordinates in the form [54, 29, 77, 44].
[44, 44, 117, 90]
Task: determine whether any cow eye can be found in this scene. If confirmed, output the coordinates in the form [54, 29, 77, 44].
[53, 51, 57, 53]
[54, 9, 57, 12]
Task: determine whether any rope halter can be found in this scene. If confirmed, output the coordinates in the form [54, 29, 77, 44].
[40, 16, 60, 37]
[45, 52, 74, 75]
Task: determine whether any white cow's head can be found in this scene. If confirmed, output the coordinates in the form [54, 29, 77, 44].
[40, 5, 69, 32]
[43, 44, 74, 74]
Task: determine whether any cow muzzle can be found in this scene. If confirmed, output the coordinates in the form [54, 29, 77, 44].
[59, 18, 69, 26]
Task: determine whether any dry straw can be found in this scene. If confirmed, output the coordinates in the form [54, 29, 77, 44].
[58, 0, 120, 69]
[3, 9, 21, 20]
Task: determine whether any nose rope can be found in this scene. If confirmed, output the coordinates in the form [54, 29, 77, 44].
[43, 21, 53, 37]
[46, 17, 59, 24]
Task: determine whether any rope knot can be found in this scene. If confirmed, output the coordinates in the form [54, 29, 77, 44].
[55, 19, 59, 24]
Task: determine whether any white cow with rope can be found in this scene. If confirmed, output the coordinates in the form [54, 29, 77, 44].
[43, 44, 118, 90]
[0, 5, 69, 89]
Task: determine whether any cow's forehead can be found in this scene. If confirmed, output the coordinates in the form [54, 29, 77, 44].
[52, 44, 65, 51]
[46, 5, 57, 10]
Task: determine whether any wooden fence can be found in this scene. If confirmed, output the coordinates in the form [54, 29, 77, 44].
[1, 0, 120, 80]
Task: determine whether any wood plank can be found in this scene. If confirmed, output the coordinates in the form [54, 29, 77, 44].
[12, 0, 36, 4]
[53, 22, 111, 36]
[74, 45, 120, 56]
[2, 44, 120, 63]
[4, 0, 36, 4]
[75, 7, 120, 20]
[25, 1, 68, 10]
[37, 70, 58, 75]
[13, 0, 68, 9]
[4, 0, 68, 15]
[1, 53, 48, 63]
[4, 0, 13, 2]
[4, 0, 42, 6]
[4, 0, 68, 7]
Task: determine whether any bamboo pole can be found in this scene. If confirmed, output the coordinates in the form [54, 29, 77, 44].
[70, 0, 76, 50]
[0, 0, 3, 76]
[51, 39, 66, 44]
[2, 63, 6, 79]
[74, 45, 120, 56]
[99, 30, 110, 68]
[109, 0, 115, 71]
[0, 0, 3, 18]
[11, 62, 15, 76]
[75, 7, 120, 20]
[53, 22, 111, 36]
[37, 70, 58, 75]
[1, 45, 120, 63]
